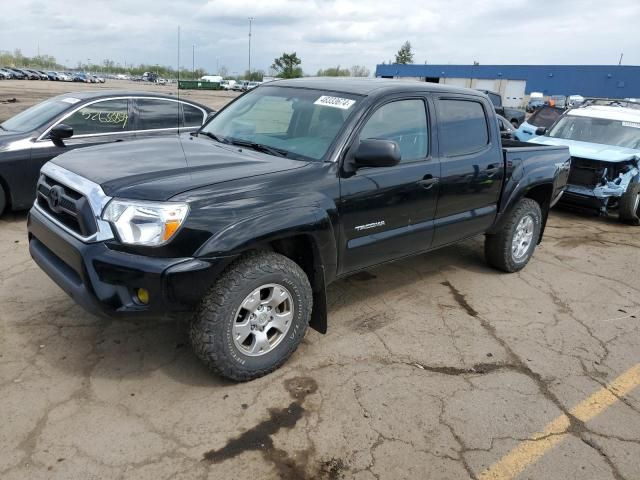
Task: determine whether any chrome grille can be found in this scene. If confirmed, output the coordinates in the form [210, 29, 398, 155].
[36, 174, 98, 237]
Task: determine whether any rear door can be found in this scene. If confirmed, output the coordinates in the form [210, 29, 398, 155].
[132, 98, 182, 140]
[432, 96, 502, 246]
[133, 98, 208, 139]
[339, 96, 440, 273]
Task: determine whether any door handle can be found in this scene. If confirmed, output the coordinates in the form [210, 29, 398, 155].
[417, 175, 439, 190]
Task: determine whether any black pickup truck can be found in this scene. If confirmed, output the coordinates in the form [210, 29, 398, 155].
[28, 78, 570, 381]
[477, 89, 526, 128]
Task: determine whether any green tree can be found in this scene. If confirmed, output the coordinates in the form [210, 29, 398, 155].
[350, 65, 370, 77]
[317, 65, 350, 77]
[271, 52, 303, 79]
[395, 41, 414, 64]
[244, 70, 264, 81]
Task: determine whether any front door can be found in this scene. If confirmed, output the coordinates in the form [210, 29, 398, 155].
[30, 98, 134, 195]
[339, 97, 440, 273]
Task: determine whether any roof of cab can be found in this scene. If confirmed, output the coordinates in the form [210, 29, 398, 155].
[271, 77, 484, 97]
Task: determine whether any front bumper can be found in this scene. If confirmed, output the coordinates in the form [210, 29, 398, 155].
[28, 207, 231, 319]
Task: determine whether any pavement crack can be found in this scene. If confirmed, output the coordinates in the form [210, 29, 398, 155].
[579, 436, 627, 480]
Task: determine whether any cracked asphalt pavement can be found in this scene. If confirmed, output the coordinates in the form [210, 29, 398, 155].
[1, 209, 639, 480]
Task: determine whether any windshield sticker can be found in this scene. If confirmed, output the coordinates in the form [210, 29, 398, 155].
[622, 121, 640, 129]
[314, 96, 356, 110]
[61, 97, 81, 105]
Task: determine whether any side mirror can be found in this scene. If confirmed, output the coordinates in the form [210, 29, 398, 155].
[535, 127, 547, 136]
[49, 124, 73, 146]
[354, 139, 401, 168]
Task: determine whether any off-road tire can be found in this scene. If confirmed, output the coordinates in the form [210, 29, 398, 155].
[485, 198, 542, 273]
[619, 181, 640, 226]
[189, 251, 312, 381]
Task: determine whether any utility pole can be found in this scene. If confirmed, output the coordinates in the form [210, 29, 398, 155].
[192, 44, 195, 79]
[248, 17, 254, 79]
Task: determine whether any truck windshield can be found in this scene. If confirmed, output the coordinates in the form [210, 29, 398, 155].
[548, 115, 640, 149]
[1, 98, 72, 133]
[200, 86, 361, 161]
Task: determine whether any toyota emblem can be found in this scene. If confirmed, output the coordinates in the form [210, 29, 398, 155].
[48, 185, 64, 212]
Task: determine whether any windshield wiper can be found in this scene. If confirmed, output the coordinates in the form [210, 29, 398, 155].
[228, 139, 289, 158]
[198, 131, 229, 144]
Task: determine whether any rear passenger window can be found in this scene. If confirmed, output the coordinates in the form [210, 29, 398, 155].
[437, 100, 489, 156]
[137, 99, 180, 130]
[182, 103, 204, 127]
[359, 99, 428, 162]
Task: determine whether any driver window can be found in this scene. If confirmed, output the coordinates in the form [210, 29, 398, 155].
[359, 99, 428, 163]
[63, 99, 129, 135]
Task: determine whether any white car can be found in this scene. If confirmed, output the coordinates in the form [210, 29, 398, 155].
[220, 80, 236, 90]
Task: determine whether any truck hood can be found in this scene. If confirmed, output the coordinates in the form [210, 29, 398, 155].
[528, 136, 640, 163]
[51, 135, 310, 200]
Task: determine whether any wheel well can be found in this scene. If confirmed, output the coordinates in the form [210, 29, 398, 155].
[0, 175, 11, 211]
[268, 235, 327, 334]
[269, 235, 316, 283]
[524, 184, 552, 209]
[524, 184, 553, 242]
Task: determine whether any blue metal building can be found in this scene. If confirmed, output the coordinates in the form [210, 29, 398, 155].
[375, 64, 640, 99]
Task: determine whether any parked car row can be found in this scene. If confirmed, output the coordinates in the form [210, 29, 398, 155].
[526, 93, 586, 112]
[231, 80, 261, 92]
[0, 68, 105, 83]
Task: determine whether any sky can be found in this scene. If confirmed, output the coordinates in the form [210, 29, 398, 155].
[1, 0, 639, 75]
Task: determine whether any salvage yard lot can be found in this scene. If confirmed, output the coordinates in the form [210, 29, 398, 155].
[1, 83, 640, 479]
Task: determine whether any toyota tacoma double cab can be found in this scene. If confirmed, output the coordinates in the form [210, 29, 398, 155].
[28, 78, 570, 381]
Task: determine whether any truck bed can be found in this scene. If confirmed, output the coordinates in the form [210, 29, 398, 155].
[500, 139, 571, 212]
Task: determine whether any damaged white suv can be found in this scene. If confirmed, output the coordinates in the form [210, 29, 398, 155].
[530, 99, 640, 224]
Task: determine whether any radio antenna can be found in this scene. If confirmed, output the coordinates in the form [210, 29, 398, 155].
[177, 25, 181, 127]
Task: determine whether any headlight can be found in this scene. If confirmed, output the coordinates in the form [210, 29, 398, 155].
[102, 199, 189, 246]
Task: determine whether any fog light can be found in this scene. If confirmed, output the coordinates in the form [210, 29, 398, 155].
[136, 288, 150, 305]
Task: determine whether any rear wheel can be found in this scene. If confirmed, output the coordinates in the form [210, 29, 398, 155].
[190, 251, 312, 381]
[619, 182, 640, 225]
[485, 198, 542, 272]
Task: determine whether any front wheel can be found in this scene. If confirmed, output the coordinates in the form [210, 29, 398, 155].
[619, 181, 640, 225]
[190, 252, 312, 381]
[485, 198, 542, 272]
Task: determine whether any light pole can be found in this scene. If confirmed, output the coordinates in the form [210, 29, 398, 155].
[248, 17, 254, 79]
